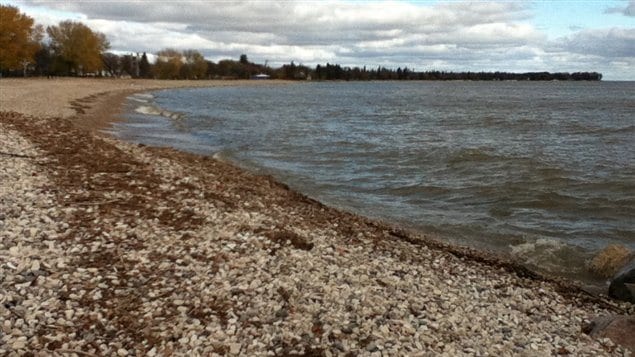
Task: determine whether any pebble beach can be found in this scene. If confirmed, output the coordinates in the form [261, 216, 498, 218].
[1, 78, 633, 356]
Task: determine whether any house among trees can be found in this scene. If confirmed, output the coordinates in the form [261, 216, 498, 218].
[251, 73, 270, 80]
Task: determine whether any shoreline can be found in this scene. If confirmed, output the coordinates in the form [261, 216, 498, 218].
[0, 77, 293, 123]
[108, 80, 614, 294]
[96, 90, 611, 291]
[1, 78, 633, 355]
[19, 78, 600, 294]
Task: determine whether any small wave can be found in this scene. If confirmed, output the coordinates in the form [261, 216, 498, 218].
[134, 93, 154, 99]
[135, 105, 162, 116]
[447, 148, 498, 164]
[135, 105, 184, 121]
[383, 184, 451, 196]
[129, 97, 150, 103]
[607, 229, 635, 241]
[481, 116, 505, 127]
[511, 238, 565, 256]
[129, 92, 183, 120]
[489, 205, 512, 218]
[566, 123, 635, 136]
[212, 152, 225, 161]
[128, 92, 154, 103]
[517, 191, 578, 210]
[509, 238, 589, 276]
[212, 149, 236, 163]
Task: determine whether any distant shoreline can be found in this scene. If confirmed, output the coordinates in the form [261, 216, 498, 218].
[2, 71, 603, 81]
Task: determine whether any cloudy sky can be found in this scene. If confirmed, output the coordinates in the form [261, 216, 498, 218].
[5, 0, 635, 79]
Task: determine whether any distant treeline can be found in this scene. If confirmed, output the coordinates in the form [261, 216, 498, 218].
[4, 47, 604, 82]
[36, 50, 603, 82]
[307, 63, 603, 81]
[1, 5, 602, 81]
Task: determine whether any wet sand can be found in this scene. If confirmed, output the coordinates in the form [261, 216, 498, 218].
[0, 78, 632, 355]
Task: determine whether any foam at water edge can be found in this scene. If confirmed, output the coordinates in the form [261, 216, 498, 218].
[509, 238, 589, 276]
[134, 93, 154, 99]
[511, 238, 566, 255]
[135, 105, 162, 116]
[129, 97, 150, 103]
[128, 92, 154, 103]
[212, 151, 234, 162]
[134, 105, 184, 120]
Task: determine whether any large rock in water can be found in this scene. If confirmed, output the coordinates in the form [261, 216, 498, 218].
[584, 315, 635, 351]
[608, 258, 635, 303]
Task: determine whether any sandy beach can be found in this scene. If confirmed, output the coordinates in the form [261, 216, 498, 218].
[1, 78, 633, 355]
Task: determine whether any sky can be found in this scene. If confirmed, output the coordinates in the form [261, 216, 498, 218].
[4, 0, 635, 80]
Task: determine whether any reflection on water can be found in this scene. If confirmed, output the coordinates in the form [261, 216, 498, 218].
[112, 81, 635, 288]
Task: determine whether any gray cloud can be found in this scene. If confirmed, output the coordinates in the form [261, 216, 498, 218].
[556, 28, 635, 58]
[13, 0, 635, 79]
[605, 0, 635, 16]
[21, 0, 533, 44]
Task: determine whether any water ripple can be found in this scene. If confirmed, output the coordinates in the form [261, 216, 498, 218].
[117, 81, 635, 288]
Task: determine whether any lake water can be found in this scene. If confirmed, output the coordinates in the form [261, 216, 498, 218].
[113, 81, 635, 289]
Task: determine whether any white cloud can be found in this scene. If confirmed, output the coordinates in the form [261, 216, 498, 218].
[11, 0, 635, 79]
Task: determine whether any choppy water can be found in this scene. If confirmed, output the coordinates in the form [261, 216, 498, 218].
[113, 81, 635, 288]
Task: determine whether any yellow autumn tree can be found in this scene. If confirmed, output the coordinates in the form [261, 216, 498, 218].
[0, 5, 42, 73]
[47, 20, 109, 75]
[154, 48, 183, 79]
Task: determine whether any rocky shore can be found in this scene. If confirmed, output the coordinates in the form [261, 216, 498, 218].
[1, 79, 633, 355]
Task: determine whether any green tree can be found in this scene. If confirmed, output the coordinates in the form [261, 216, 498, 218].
[139, 52, 152, 78]
[119, 54, 137, 77]
[34, 44, 53, 76]
[0, 5, 42, 75]
[47, 20, 109, 75]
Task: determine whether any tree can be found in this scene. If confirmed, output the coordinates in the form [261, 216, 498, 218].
[34, 44, 53, 76]
[47, 20, 109, 75]
[182, 50, 207, 79]
[0, 5, 42, 75]
[154, 48, 182, 79]
[206, 60, 218, 78]
[139, 52, 152, 78]
[119, 54, 138, 77]
[101, 52, 120, 76]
